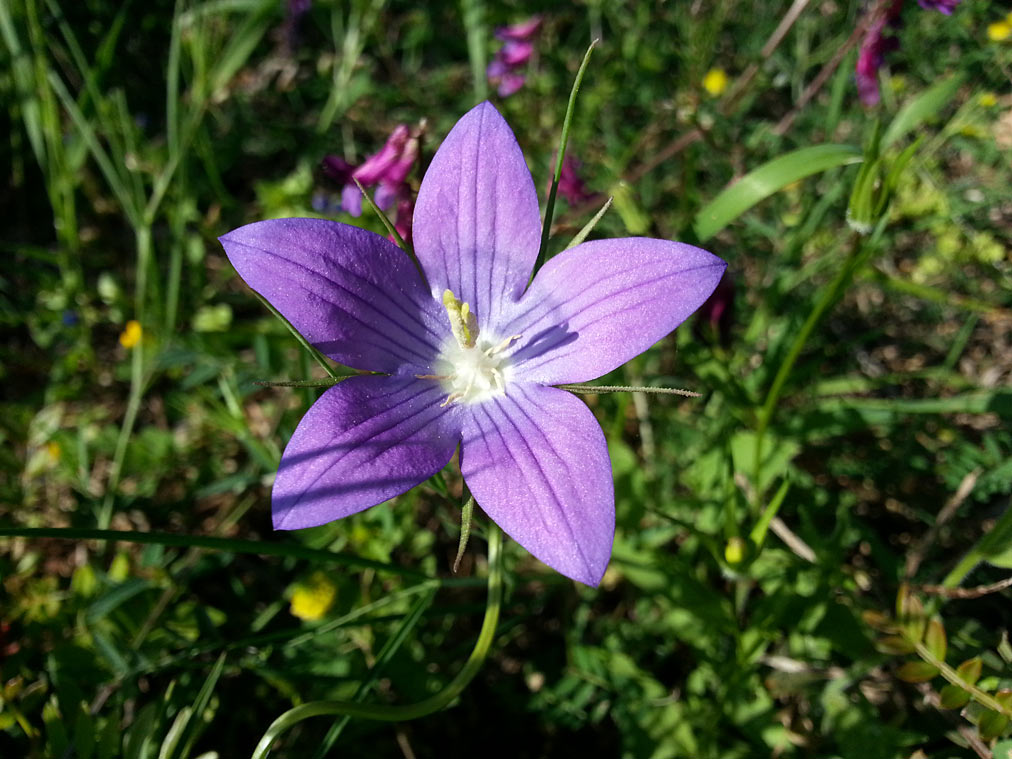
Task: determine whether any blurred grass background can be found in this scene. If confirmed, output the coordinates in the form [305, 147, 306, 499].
[2, 0, 1012, 757]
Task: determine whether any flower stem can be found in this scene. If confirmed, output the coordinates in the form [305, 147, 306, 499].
[913, 640, 1012, 718]
[249, 523, 505, 759]
[535, 39, 599, 275]
[101, 224, 153, 528]
[752, 221, 884, 505]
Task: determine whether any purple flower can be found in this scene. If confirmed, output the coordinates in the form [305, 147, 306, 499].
[487, 17, 541, 98]
[917, 0, 960, 13]
[321, 125, 420, 242]
[552, 154, 593, 205]
[219, 103, 725, 586]
[855, 0, 903, 106]
[855, 0, 960, 106]
[495, 16, 542, 42]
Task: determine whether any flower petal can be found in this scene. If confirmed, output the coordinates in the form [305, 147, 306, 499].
[504, 238, 726, 384]
[412, 101, 541, 332]
[219, 218, 446, 374]
[273, 375, 462, 530]
[460, 383, 614, 586]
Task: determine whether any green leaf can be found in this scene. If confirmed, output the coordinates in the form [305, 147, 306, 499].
[939, 684, 971, 710]
[693, 144, 862, 241]
[956, 657, 983, 687]
[896, 661, 939, 683]
[977, 503, 1012, 569]
[993, 738, 1012, 759]
[123, 703, 158, 759]
[978, 709, 1010, 741]
[924, 619, 947, 661]
[881, 73, 965, 150]
[875, 636, 915, 655]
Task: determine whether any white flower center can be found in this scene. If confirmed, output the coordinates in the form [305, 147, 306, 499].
[434, 337, 513, 406]
[416, 289, 519, 406]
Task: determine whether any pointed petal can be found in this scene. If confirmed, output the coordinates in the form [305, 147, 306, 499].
[503, 238, 726, 384]
[412, 101, 541, 331]
[219, 218, 446, 374]
[460, 384, 614, 586]
[273, 375, 461, 530]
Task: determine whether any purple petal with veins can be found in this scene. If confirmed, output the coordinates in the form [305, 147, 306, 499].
[460, 383, 613, 586]
[218, 218, 444, 374]
[412, 101, 541, 332]
[274, 375, 462, 529]
[505, 237, 726, 384]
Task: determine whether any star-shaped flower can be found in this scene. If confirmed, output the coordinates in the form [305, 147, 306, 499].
[219, 102, 726, 586]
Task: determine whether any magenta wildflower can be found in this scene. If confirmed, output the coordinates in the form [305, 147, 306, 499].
[322, 124, 420, 243]
[487, 17, 541, 98]
[552, 154, 594, 205]
[219, 103, 725, 586]
[856, 0, 903, 106]
[855, 0, 961, 106]
[495, 16, 542, 42]
[917, 0, 960, 13]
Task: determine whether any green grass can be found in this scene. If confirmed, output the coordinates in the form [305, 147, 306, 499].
[2, 1, 1012, 757]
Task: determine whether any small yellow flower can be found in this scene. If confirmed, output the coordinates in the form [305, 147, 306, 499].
[289, 572, 337, 621]
[702, 68, 729, 97]
[979, 92, 998, 107]
[46, 441, 62, 462]
[988, 20, 1011, 42]
[119, 320, 142, 348]
[724, 536, 747, 565]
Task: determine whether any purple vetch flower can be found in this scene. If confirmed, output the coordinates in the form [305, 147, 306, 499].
[855, 0, 903, 106]
[917, 0, 960, 13]
[321, 125, 421, 243]
[495, 15, 542, 42]
[219, 102, 725, 586]
[487, 17, 541, 98]
[551, 154, 594, 205]
[855, 0, 961, 106]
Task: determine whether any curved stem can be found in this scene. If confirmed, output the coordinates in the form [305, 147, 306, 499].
[250, 523, 505, 759]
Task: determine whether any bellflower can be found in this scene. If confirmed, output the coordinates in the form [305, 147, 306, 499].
[219, 102, 725, 586]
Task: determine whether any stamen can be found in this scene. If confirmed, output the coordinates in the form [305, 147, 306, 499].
[485, 334, 522, 357]
[442, 289, 479, 349]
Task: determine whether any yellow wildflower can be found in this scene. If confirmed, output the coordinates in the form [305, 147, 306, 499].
[289, 572, 337, 621]
[979, 92, 998, 107]
[46, 441, 61, 462]
[988, 20, 1011, 42]
[702, 68, 729, 97]
[119, 320, 142, 348]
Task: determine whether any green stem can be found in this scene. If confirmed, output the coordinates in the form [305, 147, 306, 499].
[460, 0, 487, 102]
[102, 226, 153, 527]
[752, 232, 868, 503]
[250, 523, 505, 759]
[914, 641, 1012, 718]
[534, 39, 599, 275]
